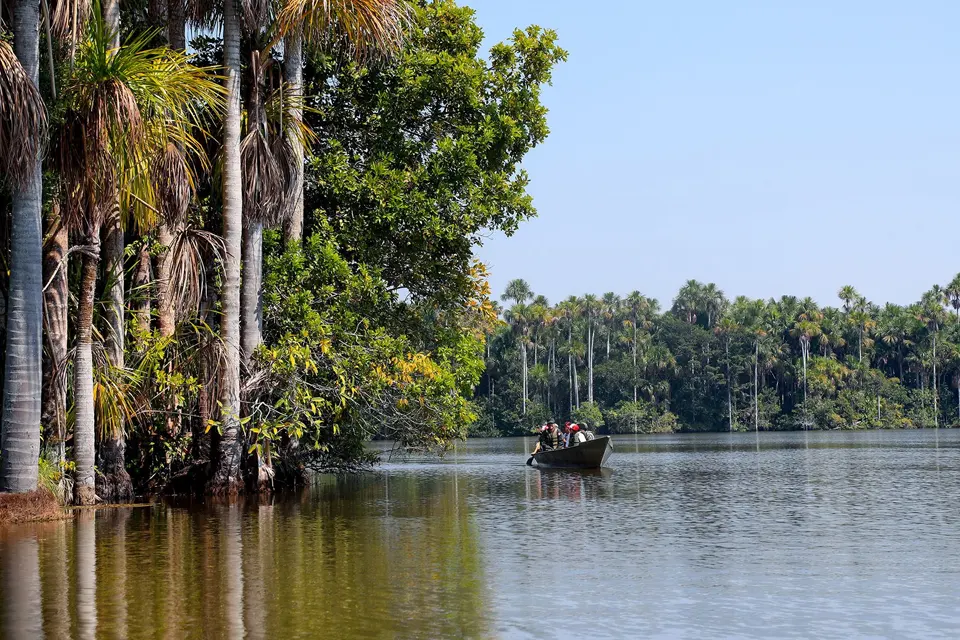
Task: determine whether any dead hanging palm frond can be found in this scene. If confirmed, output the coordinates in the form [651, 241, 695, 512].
[0, 40, 48, 188]
[51, 0, 92, 51]
[275, 0, 411, 60]
[168, 225, 226, 318]
[240, 123, 286, 225]
[240, 51, 286, 225]
[153, 142, 192, 226]
[264, 82, 318, 150]
[241, 78, 318, 225]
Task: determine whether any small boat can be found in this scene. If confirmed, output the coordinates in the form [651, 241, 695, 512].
[528, 436, 613, 469]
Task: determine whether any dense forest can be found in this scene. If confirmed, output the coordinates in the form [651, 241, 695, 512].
[0, 0, 566, 503]
[474, 277, 960, 436]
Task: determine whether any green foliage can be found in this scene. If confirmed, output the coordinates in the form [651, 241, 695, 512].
[302, 0, 567, 306]
[256, 230, 488, 472]
[479, 276, 960, 435]
[571, 403, 604, 430]
[604, 401, 678, 434]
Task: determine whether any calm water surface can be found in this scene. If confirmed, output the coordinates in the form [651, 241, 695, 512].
[3, 430, 960, 639]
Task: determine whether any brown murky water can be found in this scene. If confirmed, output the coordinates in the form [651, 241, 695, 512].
[3, 430, 960, 639]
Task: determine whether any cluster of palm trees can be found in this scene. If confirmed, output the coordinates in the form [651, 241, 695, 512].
[0, 0, 410, 501]
[482, 275, 960, 434]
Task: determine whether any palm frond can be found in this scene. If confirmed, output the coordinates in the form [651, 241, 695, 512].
[168, 225, 226, 317]
[0, 40, 48, 188]
[153, 142, 193, 226]
[51, 0, 92, 47]
[57, 9, 225, 235]
[276, 0, 411, 60]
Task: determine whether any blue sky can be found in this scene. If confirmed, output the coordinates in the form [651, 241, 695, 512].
[467, 0, 960, 310]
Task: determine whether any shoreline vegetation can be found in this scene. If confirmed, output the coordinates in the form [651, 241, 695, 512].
[0, 0, 568, 505]
[472, 278, 960, 437]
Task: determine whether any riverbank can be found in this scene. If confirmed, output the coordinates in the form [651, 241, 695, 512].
[0, 489, 69, 525]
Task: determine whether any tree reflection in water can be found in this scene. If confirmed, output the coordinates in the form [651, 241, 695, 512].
[0, 474, 491, 639]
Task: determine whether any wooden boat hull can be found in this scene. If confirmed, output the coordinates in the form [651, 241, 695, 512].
[532, 436, 612, 469]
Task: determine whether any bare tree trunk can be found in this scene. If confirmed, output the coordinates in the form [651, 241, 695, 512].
[132, 245, 152, 335]
[42, 207, 68, 470]
[97, 0, 132, 504]
[209, 0, 244, 494]
[1, 0, 43, 493]
[74, 246, 100, 505]
[520, 341, 527, 415]
[167, 0, 185, 50]
[933, 332, 938, 427]
[283, 27, 305, 244]
[240, 222, 263, 368]
[156, 224, 177, 337]
[754, 340, 759, 432]
[587, 321, 594, 404]
[573, 359, 580, 409]
[726, 339, 732, 432]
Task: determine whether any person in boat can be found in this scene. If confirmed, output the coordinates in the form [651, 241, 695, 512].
[578, 421, 596, 441]
[569, 422, 588, 446]
[532, 420, 562, 455]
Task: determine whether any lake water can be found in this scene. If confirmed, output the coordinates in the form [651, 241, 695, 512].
[2, 430, 960, 639]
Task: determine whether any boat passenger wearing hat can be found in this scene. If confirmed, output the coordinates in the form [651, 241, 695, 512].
[531, 420, 562, 456]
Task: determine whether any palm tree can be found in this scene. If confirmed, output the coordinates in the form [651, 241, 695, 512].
[946, 273, 960, 324]
[791, 310, 822, 413]
[624, 291, 654, 404]
[918, 287, 947, 427]
[838, 285, 859, 313]
[210, 0, 246, 493]
[672, 280, 703, 324]
[601, 292, 620, 359]
[582, 294, 599, 404]
[282, 26, 305, 244]
[714, 315, 738, 431]
[850, 296, 874, 364]
[60, 16, 223, 503]
[0, 27, 48, 493]
[501, 278, 533, 307]
[701, 282, 725, 328]
[504, 303, 531, 415]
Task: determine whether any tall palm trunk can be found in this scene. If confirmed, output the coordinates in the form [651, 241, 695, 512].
[283, 27, 304, 244]
[632, 319, 638, 403]
[210, 0, 244, 493]
[573, 359, 580, 409]
[240, 55, 269, 368]
[725, 339, 732, 432]
[1, 0, 43, 493]
[240, 222, 263, 367]
[520, 341, 527, 415]
[801, 338, 808, 411]
[567, 323, 573, 413]
[42, 209, 68, 472]
[754, 339, 759, 432]
[97, 0, 132, 503]
[587, 320, 594, 404]
[933, 331, 938, 427]
[74, 244, 100, 505]
[132, 245, 152, 334]
[156, 0, 186, 338]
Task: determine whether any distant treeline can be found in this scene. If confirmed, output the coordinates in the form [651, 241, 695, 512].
[472, 277, 960, 436]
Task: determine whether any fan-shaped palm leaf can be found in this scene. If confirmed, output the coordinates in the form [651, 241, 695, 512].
[275, 0, 410, 58]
